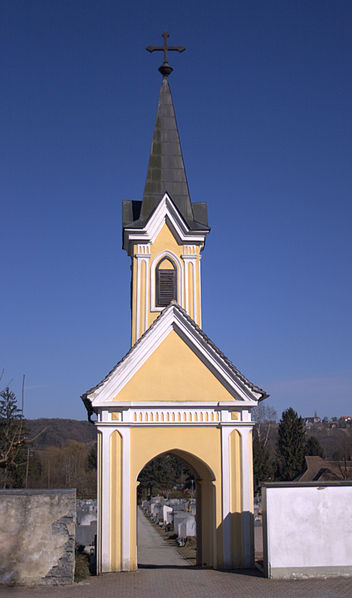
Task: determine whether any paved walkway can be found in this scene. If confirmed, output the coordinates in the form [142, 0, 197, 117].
[2, 510, 352, 597]
[137, 506, 189, 567]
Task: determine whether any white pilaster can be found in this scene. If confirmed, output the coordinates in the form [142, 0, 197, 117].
[144, 256, 150, 333]
[181, 254, 197, 319]
[135, 245, 151, 338]
[198, 255, 202, 328]
[136, 256, 141, 340]
[183, 257, 189, 312]
[221, 425, 232, 568]
[192, 261, 197, 322]
[239, 425, 253, 567]
[98, 426, 113, 573]
[119, 427, 131, 570]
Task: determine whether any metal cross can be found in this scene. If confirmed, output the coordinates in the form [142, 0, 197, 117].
[146, 31, 185, 77]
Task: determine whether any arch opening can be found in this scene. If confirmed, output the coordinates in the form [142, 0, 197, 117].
[136, 449, 216, 569]
[150, 250, 183, 312]
[155, 257, 177, 307]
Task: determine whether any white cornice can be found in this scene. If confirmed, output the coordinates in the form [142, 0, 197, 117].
[95, 421, 255, 428]
[94, 401, 255, 409]
[87, 305, 260, 408]
[123, 194, 208, 254]
[100, 401, 247, 408]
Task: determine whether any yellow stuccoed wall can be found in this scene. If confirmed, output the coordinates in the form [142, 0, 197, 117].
[129, 426, 222, 569]
[130, 223, 202, 344]
[107, 218, 254, 572]
[108, 424, 247, 570]
[113, 330, 236, 403]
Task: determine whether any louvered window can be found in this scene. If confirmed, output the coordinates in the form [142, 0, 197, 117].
[156, 262, 177, 307]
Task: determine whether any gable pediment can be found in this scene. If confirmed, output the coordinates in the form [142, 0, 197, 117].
[83, 305, 267, 410]
[123, 193, 209, 254]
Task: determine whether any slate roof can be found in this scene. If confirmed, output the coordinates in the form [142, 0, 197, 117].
[81, 303, 268, 418]
[122, 77, 209, 232]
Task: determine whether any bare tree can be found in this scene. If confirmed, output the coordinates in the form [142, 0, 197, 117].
[252, 403, 277, 448]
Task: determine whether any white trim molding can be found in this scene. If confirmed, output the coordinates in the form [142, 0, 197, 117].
[238, 425, 253, 568]
[221, 426, 232, 568]
[123, 193, 208, 255]
[134, 252, 151, 339]
[97, 425, 114, 573]
[181, 252, 197, 318]
[88, 305, 262, 408]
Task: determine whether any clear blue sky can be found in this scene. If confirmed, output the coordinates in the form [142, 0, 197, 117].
[1, 1, 351, 420]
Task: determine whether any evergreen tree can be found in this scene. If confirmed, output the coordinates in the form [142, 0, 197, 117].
[253, 427, 274, 494]
[0, 387, 26, 488]
[87, 442, 97, 470]
[277, 407, 306, 480]
[305, 435, 324, 458]
[137, 453, 192, 497]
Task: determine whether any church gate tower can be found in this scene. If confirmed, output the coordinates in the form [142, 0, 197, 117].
[82, 32, 268, 574]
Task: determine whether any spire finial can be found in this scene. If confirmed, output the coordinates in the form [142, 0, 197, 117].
[146, 31, 185, 77]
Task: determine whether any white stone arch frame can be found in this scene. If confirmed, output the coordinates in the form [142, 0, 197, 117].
[150, 250, 183, 312]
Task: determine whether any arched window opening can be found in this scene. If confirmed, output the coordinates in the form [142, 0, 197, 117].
[156, 258, 177, 307]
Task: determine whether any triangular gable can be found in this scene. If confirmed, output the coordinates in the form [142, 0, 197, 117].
[82, 304, 268, 410]
[113, 330, 245, 403]
[123, 193, 209, 253]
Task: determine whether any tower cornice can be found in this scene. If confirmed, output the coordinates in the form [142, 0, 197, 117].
[123, 193, 209, 256]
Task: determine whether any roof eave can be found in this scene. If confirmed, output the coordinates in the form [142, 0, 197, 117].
[83, 303, 268, 408]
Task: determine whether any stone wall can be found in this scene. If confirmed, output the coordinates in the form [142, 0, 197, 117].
[0, 489, 76, 585]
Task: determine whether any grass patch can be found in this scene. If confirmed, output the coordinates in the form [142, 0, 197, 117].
[74, 550, 91, 582]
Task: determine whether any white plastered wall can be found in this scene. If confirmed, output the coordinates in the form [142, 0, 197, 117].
[262, 483, 352, 579]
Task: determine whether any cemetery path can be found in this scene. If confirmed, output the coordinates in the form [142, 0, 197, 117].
[137, 506, 190, 568]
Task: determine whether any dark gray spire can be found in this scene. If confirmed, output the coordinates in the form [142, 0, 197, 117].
[122, 36, 209, 234]
[140, 77, 194, 224]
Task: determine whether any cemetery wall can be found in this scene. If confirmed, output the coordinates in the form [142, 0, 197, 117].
[0, 489, 76, 585]
[262, 482, 352, 579]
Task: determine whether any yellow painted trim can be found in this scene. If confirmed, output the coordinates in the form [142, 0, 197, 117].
[110, 430, 122, 570]
[188, 261, 193, 320]
[230, 429, 242, 568]
[130, 480, 137, 570]
[157, 257, 174, 269]
[129, 223, 204, 341]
